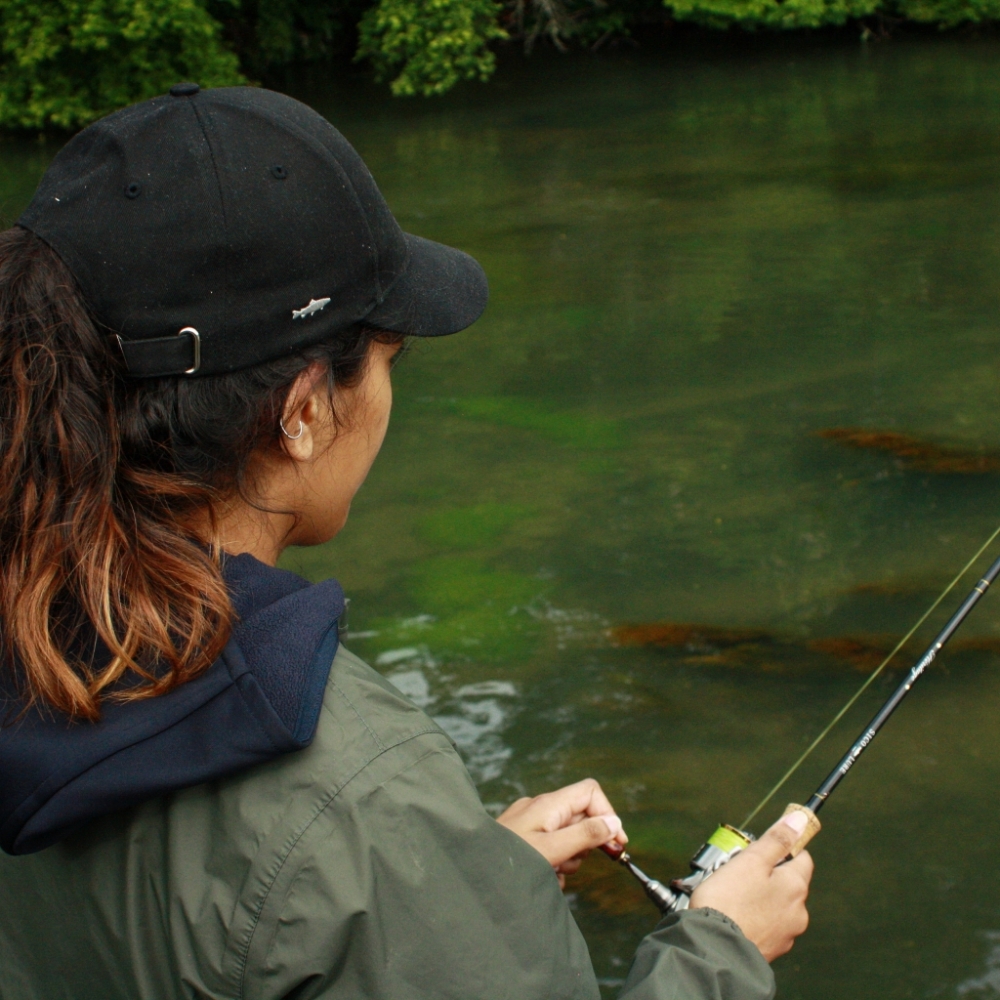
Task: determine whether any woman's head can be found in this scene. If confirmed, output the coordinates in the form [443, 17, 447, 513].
[0, 226, 401, 720]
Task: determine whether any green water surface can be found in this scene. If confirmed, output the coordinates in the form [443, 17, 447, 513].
[7, 35, 1000, 999]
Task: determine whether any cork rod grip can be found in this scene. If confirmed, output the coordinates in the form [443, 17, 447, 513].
[782, 803, 821, 857]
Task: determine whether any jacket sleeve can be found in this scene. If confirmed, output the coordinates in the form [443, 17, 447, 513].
[618, 908, 775, 1000]
[240, 732, 773, 1000]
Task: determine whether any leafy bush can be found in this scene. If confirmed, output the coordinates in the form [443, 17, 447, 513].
[665, 0, 881, 29]
[3, 0, 1000, 131]
[894, 0, 1000, 25]
[0, 0, 244, 130]
[356, 0, 506, 96]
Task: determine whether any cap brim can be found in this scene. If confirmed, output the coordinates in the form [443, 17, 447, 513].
[365, 233, 488, 337]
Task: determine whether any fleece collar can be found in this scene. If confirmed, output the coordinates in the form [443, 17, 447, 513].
[0, 553, 344, 855]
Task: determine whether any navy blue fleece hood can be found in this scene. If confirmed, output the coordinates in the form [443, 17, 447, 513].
[0, 554, 344, 855]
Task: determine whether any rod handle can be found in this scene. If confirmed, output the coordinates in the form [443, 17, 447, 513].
[782, 803, 821, 857]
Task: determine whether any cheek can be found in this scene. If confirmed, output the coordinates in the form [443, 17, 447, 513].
[316, 357, 394, 517]
[364, 374, 394, 456]
[373, 389, 392, 446]
[336, 382, 392, 486]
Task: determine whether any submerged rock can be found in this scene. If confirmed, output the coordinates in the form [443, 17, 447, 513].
[609, 619, 1000, 673]
[818, 427, 1000, 474]
[609, 623, 774, 650]
[806, 634, 896, 670]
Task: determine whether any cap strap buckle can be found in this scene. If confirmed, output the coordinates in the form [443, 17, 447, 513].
[117, 326, 201, 378]
[178, 327, 201, 374]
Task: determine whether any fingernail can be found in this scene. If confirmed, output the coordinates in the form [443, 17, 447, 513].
[782, 810, 808, 835]
[602, 815, 623, 838]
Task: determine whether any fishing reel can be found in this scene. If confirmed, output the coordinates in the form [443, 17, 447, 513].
[602, 804, 819, 915]
[603, 823, 754, 915]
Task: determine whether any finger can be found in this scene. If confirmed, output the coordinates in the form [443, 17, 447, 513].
[520, 778, 615, 833]
[574, 779, 617, 820]
[502, 797, 533, 818]
[563, 811, 628, 847]
[533, 814, 623, 866]
[556, 858, 584, 876]
[747, 811, 809, 867]
[495, 797, 536, 829]
[781, 849, 814, 885]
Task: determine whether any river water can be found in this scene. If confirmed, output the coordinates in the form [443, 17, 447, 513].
[5, 35, 1000, 999]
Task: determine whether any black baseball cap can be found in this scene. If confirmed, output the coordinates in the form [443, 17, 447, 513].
[18, 84, 488, 378]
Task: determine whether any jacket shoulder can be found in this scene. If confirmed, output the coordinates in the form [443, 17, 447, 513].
[219, 642, 448, 814]
[0, 643, 455, 1000]
[201, 641, 453, 889]
[325, 642, 450, 758]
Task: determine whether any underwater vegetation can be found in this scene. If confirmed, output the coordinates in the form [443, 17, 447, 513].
[424, 396, 622, 450]
[818, 428, 1000, 474]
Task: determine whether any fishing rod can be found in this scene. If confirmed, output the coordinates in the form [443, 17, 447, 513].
[603, 544, 1000, 915]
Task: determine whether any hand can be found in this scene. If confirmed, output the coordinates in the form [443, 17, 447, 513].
[497, 778, 627, 888]
[689, 812, 813, 962]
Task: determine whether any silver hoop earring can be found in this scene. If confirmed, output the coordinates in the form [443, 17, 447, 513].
[280, 419, 305, 440]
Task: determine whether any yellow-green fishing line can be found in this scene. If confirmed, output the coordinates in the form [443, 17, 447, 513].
[741, 523, 1000, 830]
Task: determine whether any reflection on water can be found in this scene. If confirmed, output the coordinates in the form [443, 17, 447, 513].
[6, 32, 1000, 1000]
[382, 649, 520, 787]
[959, 933, 1000, 996]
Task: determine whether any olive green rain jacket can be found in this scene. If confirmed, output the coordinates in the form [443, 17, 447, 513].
[0, 645, 775, 1000]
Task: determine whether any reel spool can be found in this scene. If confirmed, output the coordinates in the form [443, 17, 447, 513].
[602, 804, 820, 915]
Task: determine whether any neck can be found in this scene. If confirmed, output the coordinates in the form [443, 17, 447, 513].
[194, 499, 294, 567]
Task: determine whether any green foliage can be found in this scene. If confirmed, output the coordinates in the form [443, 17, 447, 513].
[661, 0, 1000, 27]
[355, 0, 506, 96]
[4, 0, 1000, 131]
[665, 0, 880, 29]
[894, 0, 1000, 25]
[0, 0, 244, 130]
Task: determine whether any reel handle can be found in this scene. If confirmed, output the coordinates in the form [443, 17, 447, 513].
[782, 803, 821, 857]
[600, 841, 625, 861]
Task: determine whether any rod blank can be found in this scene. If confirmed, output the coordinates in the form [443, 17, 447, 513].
[805, 552, 1000, 815]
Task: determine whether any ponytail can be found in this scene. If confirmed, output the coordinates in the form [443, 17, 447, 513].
[0, 227, 385, 719]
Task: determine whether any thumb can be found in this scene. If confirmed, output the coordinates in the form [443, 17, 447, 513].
[534, 814, 623, 867]
[748, 811, 809, 867]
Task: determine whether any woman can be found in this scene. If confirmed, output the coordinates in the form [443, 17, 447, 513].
[0, 85, 812, 999]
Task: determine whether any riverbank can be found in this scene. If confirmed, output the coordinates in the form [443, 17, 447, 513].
[2, 1, 1000, 132]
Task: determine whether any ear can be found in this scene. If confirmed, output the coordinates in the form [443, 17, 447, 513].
[280, 363, 328, 461]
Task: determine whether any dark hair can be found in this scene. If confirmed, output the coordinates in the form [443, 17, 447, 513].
[0, 225, 393, 720]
